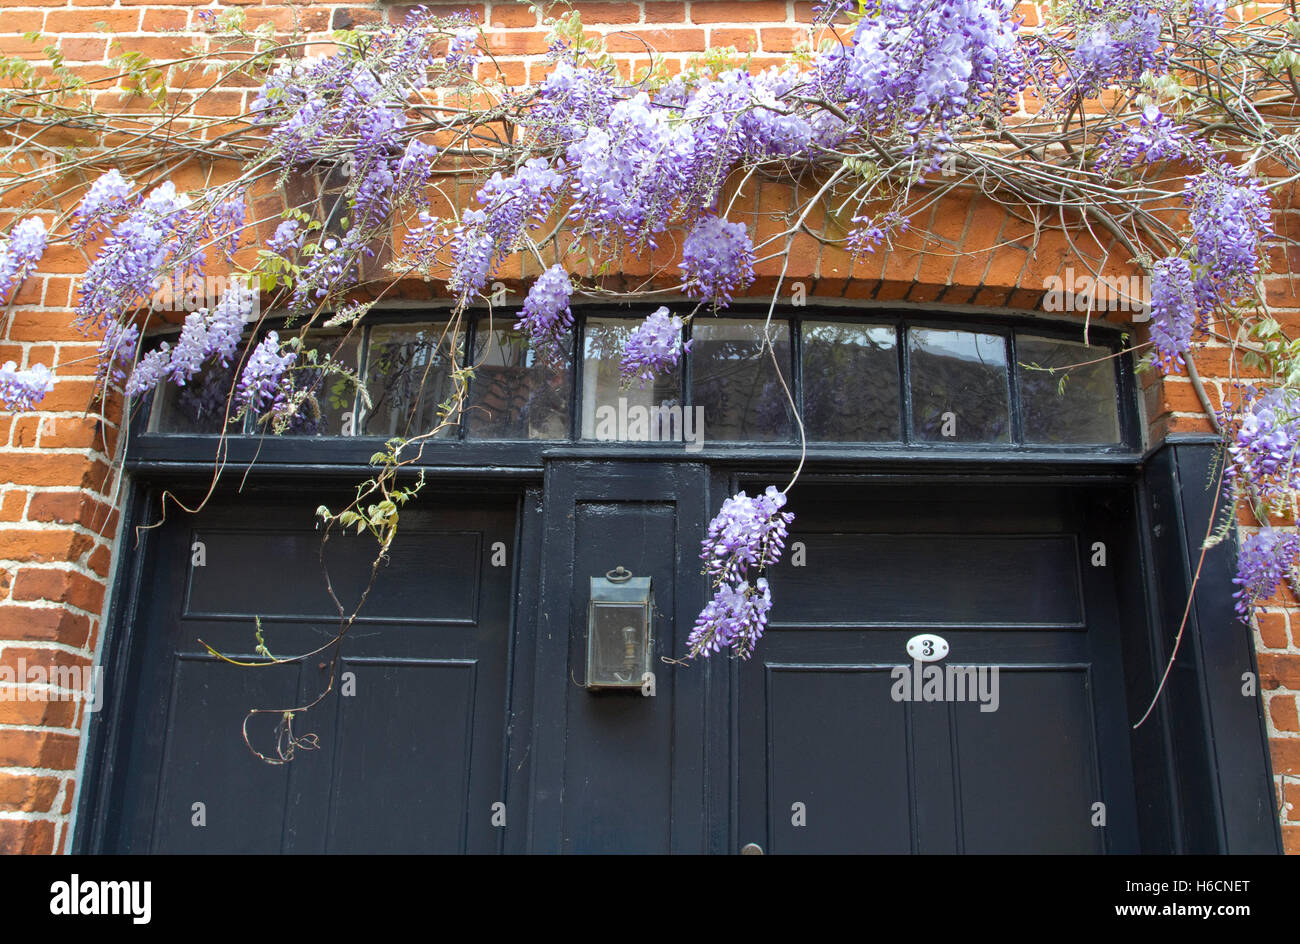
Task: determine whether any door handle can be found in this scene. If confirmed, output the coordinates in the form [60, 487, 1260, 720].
[740, 842, 764, 855]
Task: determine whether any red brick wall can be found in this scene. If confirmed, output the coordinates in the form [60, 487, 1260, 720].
[0, 0, 1293, 853]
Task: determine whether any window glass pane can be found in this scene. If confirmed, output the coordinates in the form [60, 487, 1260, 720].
[150, 353, 244, 434]
[257, 330, 362, 436]
[801, 322, 900, 441]
[362, 323, 460, 439]
[581, 318, 684, 442]
[908, 328, 1010, 443]
[466, 328, 571, 439]
[1016, 335, 1121, 444]
[691, 319, 793, 442]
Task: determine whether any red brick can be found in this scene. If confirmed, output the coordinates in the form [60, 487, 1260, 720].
[710, 28, 758, 51]
[1272, 696, 1300, 733]
[0, 819, 56, 855]
[25, 492, 84, 527]
[87, 544, 113, 579]
[0, 648, 92, 678]
[57, 37, 108, 61]
[1, 454, 108, 491]
[45, 9, 139, 32]
[12, 568, 105, 614]
[0, 730, 80, 768]
[140, 9, 189, 31]
[1258, 612, 1290, 649]
[606, 28, 706, 52]
[691, 1, 789, 23]
[646, 1, 686, 22]
[0, 528, 95, 566]
[39, 416, 103, 451]
[1260, 653, 1300, 689]
[575, 3, 641, 24]
[0, 491, 25, 523]
[0, 696, 78, 728]
[0, 773, 60, 813]
[761, 26, 805, 51]
[487, 5, 537, 28]
[0, 605, 93, 646]
[482, 31, 549, 56]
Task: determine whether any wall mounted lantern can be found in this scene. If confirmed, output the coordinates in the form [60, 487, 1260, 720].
[586, 566, 654, 690]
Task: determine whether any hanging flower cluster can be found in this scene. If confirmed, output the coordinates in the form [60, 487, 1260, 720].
[814, 0, 1022, 152]
[1147, 257, 1198, 374]
[1058, 0, 1166, 97]
[689, 487, 794, 659]
[620, 308, 689, 387]
[679, 215, 756, 307]
[1185, 165, 1275, 310]
[0, 361, 54, 412]
[236, 332, 296, 414]
[1233, 530, 1300, 618]
[125, 286, 254, 397]
[516, 264, 573, 356]
[0, 217, 47, 304]
[1227, 388, 1300, 504]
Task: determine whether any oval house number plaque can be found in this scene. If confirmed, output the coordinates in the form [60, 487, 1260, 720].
[906, 633, 949, 662]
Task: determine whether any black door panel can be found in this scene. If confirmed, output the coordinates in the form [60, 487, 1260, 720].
[739, 483, 1139, 854]
[105, 495, 516, 854]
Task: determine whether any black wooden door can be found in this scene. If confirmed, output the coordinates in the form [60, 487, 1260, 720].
[102, 492, 517, 853]
[737, 482, 1140, 854]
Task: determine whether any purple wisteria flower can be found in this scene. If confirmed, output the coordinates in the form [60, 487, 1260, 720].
[268, 219, 304, 255]
[397, 139, 437, 201]
[445, 28, 479, 72]
[701, 486, 794, 585]
[0, 217, 48, 304]
[1233, 529, 1300, 619]
[529, 61, 618, 146]
[847, 211, 908, 258]
[620, 307, 689, 387]
[1186, 164, 1273, 309]
[208, 195, 247, 256]
[1190, 0, 1227, 35]
[168, 312, 211, 386]
[1061, 1, 1165, 96]
[680, 215, 755, 308]
[76, 182, 187, 330]
[126, 345, 172, 398]
[236, 332, 296, 413]
[1148, 256, 1197, 374]
[96, 320, 140, 386]
[565, 92, 694, 249]
[71, 169, 133, 242]
[0, 361, 53, 411]
[813, 0, 1022, 142]
[450, 158, 564, 304]
[449, 213, 497, 300]
[687, 578, 773, 660]
[1095, 105, 1204, 171]
[1226, 387, 1300, 502]
[206, 286, 255, 366]
[517, 264, 573, 356]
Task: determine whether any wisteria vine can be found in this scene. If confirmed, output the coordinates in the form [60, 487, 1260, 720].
[0, 0, 1297, 669]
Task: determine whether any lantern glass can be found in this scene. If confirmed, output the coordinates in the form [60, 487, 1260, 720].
[586, 572, 653, 689]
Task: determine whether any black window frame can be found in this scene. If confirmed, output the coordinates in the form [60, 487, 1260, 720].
[125, 303, 1142, 469]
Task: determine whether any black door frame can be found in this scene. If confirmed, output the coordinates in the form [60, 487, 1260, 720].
[75, 437, 1282, 854]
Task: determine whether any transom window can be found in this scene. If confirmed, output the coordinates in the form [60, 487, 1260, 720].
[146, 311, 1133, 451]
